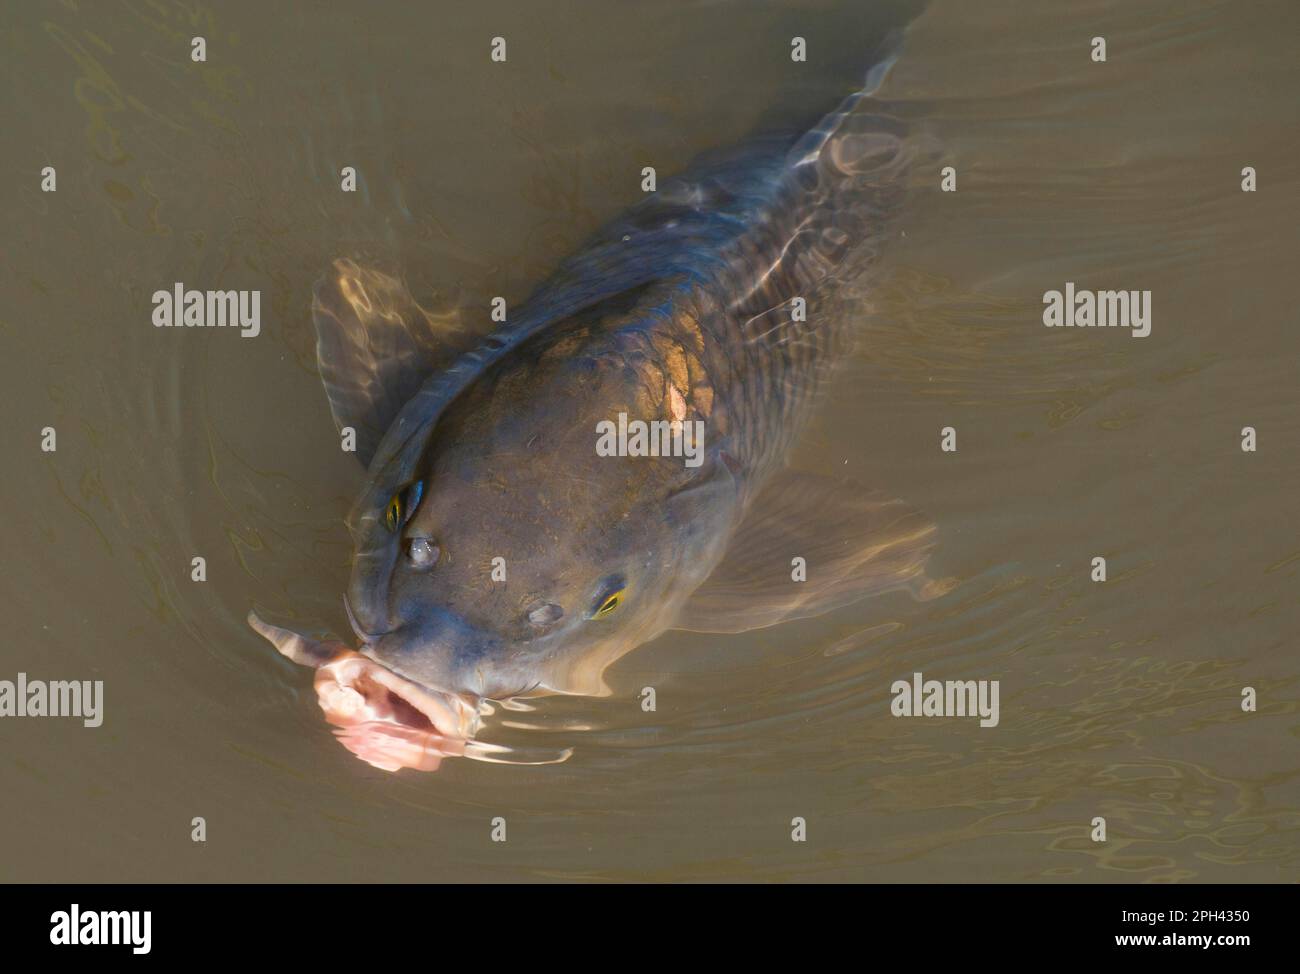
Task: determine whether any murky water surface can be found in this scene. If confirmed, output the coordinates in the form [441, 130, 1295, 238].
[2, 0, 1297, 881]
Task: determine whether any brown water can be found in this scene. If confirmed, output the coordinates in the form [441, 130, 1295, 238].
[2, 0, 1297, 882]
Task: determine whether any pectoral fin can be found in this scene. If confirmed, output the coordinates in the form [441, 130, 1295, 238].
[312, 258, 484, 467]
[673, 470, 947, 634]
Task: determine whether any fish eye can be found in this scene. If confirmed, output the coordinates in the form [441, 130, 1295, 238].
[384, 481, 424, 533]
[591, 588, 625, 619]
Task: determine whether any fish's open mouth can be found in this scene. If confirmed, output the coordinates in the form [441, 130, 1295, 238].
[313, 651, 478, 772]
[248, 611, 572, 770]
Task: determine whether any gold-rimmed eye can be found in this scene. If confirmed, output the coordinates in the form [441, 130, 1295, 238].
[593, 589, 624, 618]
[383, 481, 425, 533]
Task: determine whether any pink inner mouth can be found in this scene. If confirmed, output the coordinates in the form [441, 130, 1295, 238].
[313, 651, 476, 772]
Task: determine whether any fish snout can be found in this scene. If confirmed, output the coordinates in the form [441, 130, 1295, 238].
[360, 606, 512, 700]
[343, 592, 392, 644]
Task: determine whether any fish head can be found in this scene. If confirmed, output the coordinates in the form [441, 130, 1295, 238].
[346, 329, 740, 700]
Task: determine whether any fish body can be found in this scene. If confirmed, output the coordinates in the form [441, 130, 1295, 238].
[251, 41, 942, 771]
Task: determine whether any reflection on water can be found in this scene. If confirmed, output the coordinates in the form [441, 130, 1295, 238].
[2, 0, 1297, 881]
